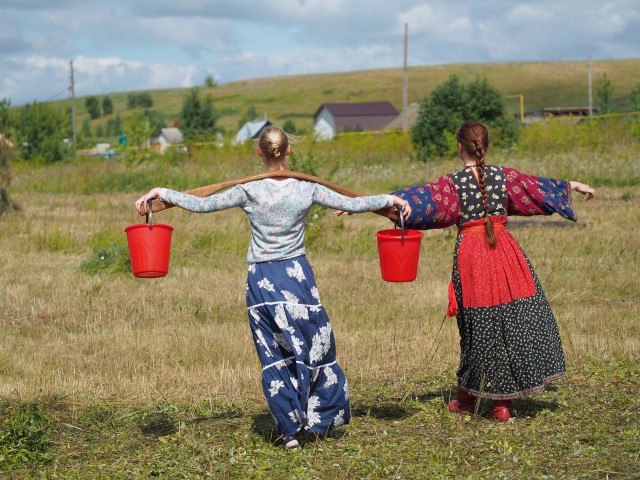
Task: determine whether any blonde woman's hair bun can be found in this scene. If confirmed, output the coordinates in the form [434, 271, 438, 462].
[270, 141, 280, 158]
[258, 126, 290, 160]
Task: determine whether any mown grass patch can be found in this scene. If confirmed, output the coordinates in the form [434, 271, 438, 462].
[1, 361, 637, 478]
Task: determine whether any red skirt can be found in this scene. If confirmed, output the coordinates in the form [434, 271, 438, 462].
[448, 216, 536, 315]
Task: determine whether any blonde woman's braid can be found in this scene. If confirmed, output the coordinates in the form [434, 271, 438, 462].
[270, 141, 280, 158]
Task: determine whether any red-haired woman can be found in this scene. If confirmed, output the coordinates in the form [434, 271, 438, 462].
[393, 122, 595, 421]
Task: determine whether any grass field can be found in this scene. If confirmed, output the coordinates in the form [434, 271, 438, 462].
[1, 125, 639, 478]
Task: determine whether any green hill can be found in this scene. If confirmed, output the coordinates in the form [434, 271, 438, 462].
[65, 58, 640, 136]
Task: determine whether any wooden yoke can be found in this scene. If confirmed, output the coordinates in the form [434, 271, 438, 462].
[150, 170, 400, 221]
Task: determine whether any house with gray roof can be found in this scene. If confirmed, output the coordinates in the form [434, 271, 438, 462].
[151, 127, 184, 153]
[234, 119, 272, 144]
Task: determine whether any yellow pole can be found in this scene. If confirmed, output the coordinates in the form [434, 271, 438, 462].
[505, 95, 524, 124]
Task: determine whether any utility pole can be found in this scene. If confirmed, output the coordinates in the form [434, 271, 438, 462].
[70, 60, 76, 144]
[402, 23, 409, 132]
[588, 50, 593, 116]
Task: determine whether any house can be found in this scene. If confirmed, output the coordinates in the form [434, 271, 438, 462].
[313, 102, 399, 140]
[90, 143, 112, 156]
[234, 119, 272, 144]
[543, 107, 595, 118]
[151, 127, 184, 153]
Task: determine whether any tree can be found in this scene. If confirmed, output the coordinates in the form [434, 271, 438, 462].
[85, 96, 101, 119]
[123, 112, 154, 162]
[0, 98, 11, 133]
[124, 112, 153, 147]
[106, 115, 124, 137]
[127, 93, 154, 109]
[412, 75, 466, 159]
[141, 109, 166, 135]
[282, 119, 297, 134]
[0, 135, 19, 214]
[238, 105, 259, 129]
[204, 75, 217, 88]
[595, 73, 614, 115]
[180, 88, 219, 141]
[412, 75, 519, 160]
[102, 96, 113, 116]
[630, 83, 640, 141]
[15, 101, 71, 163]
[81, 118, 92, 138]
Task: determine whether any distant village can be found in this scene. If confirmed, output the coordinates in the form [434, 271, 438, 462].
[87, 99, 597, 157]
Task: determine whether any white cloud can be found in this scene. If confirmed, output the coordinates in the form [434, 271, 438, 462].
[136, 16, 232, 51]
[1, 54, 211, 104]
[1, 0, 638, 105]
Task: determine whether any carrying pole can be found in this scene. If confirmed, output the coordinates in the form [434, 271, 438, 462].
[149, 171, 401, 221]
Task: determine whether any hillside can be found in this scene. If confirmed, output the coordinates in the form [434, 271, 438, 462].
[63, 58, 640, 136]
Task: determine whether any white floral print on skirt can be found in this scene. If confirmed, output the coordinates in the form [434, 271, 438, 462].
[246, 255, 350, 437]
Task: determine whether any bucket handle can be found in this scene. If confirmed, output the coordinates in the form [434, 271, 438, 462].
[146, 199, 153, 228]
[396, 205, 405, 242]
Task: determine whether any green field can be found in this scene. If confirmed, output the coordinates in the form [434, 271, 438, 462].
[1, 115, 639, 478]
[57, 58, 640, 137]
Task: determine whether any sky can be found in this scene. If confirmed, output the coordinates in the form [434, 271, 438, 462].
[1, 0, 639, 106]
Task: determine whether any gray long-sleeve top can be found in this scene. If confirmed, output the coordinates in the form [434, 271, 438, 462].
[160, 178, 394, 263]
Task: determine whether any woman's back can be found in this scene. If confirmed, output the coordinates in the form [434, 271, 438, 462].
[239, 178, 317, 263]
[452, 165, 507, 225]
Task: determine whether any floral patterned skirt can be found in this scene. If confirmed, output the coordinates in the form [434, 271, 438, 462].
[246, 256, 350, 437]
[451, 230, 567, 400]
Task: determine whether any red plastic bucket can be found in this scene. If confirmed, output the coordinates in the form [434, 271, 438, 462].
[375, 214, 422, 282]
[125, 200, 174, 278]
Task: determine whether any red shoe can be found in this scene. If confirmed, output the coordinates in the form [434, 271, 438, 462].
[449, 389, 476, 414]
[492, 400, 512, 421]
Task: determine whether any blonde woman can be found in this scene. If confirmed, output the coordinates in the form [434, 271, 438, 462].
[135, 126, 411, 448]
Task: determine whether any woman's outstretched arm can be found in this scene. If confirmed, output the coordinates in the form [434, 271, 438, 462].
[135, 186, 244, 215]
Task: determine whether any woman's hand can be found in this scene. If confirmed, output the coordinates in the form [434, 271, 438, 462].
[569, 181, 595, 201]
[392, 195, 412, 220]
[135, 188, 164, 215]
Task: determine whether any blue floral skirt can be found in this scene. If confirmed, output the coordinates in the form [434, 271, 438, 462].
[246, 256, 350, 437]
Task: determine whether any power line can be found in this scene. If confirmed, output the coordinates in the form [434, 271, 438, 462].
[44, 88, 70, 103]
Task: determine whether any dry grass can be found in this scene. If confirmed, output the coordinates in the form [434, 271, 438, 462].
[1, 176, 637, 407]
[1, 134, 639, 477]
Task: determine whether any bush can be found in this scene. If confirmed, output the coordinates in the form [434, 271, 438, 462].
[0, 133, 19, 214]
[15, 101, 72, 163]
[127, 92, 154, 109]
[80, 241, 131, 275]
[412, 75, 519, 161]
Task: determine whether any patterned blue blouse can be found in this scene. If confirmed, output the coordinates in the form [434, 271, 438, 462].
[160, 178, 394, 264]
